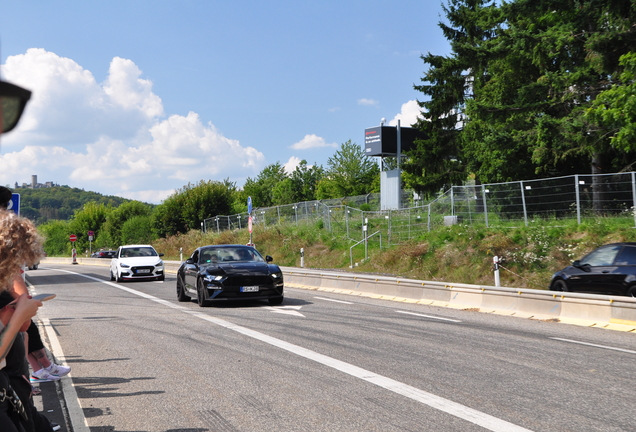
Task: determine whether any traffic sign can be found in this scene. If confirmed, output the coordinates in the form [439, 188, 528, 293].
[248, 215, 253, 233]
[8, 193, 19, 215]
[247, 196, 252, 214]
[88, 230, 94, 236]
[69, 234, 77, 242]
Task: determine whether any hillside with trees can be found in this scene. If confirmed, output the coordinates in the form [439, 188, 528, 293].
[15, 186, 131, 224]
[37, 140, 381, 255]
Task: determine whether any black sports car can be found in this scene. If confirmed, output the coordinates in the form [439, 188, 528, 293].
[176, 244, 284, 306]
[549, 242, 636, 297]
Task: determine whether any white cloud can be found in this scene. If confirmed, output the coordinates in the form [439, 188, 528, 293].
[388, 100, 422, 127]
[290, 134, 337, 150]
[358, 98, 379, 107]
[0, 49, 265, 204]
[283, 156, 302, 174]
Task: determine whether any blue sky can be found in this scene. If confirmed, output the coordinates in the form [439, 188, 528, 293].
[0, 1, 450, 203]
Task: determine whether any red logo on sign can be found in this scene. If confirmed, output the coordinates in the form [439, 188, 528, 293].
[69, 234, 77, 242]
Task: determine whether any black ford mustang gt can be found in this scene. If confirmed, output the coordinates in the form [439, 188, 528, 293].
[176, 244, 284, 307]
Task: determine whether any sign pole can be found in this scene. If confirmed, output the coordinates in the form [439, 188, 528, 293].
[88, 230, 94, 256]
[70, 234, 78, 264]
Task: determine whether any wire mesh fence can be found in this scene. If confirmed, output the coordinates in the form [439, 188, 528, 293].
[203, 171, 636, 247]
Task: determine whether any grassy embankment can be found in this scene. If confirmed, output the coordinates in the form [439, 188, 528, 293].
[153, 217, 636, 290]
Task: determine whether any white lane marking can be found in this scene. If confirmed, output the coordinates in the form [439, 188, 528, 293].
[261, 306, 305, 317]
[314, 296, 354, 304]
[550, 337, 636, 355]
[396, 310, 462, 323]
[40, 318, 91, 432]
[43, 268, 532, 432]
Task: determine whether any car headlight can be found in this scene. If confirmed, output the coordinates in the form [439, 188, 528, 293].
[157, 260, 164, 267]
[204, 275, 224, 282]
[120, 263, 130, 268]
[271, 272, 283, 279]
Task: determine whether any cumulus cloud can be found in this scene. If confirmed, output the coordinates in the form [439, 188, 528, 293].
[290, 134, 337, 150]
[358, 98, 379, 107]
[388, 100, 422, 127]
[283, 156, 302, 174]
[0, 49, 265, 203]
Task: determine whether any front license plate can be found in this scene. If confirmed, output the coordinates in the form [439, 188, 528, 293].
[136, 269, 151, 274]
[240, 286, 259, 292]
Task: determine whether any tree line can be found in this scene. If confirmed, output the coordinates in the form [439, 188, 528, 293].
[403, 0, 636, 199]
[38, 140, 380, 255]
[14, 186, 129, 225]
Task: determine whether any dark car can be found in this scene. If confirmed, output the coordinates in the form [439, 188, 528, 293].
[176, 244, 284, 306]
[92, 250, 116, 258]
[549, 242, 636, 297]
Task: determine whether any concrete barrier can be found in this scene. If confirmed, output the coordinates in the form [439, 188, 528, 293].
[281, 267, 636, 332]
[39, 258, 636, 332]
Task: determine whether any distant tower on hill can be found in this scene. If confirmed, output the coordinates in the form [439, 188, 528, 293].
[31, 175, 37, 188]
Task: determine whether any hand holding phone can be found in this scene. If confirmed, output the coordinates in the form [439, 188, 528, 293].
[31, 293, 56, 302]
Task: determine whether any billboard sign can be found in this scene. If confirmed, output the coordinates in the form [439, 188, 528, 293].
[364, 126, 426, 157]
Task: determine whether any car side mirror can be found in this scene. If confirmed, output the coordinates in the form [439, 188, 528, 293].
[266, 255, 273, 262]
[159, 253, 164, 257]
[573, 260, 591, 272]
[185, 258, 194, 264]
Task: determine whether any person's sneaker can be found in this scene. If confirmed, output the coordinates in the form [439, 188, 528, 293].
[31, 385, 41, 396]
[30, 369, 61, 383]
[51, 423, 61, 431]
[46, 363, 71, 377]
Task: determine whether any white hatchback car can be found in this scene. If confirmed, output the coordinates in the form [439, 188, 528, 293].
[110, 244, 165, 282]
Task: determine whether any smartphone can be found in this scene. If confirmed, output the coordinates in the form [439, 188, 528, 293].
[32, 293, 56, 302]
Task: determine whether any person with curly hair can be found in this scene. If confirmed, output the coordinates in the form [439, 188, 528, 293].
[0, 212, 46, 431]
[0, 195, 69, 381]
[0, 211, 43, 291]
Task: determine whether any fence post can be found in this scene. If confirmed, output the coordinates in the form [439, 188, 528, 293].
[575, 175, 581, 224]
[493, 256, 501, 287]
[632, 172, 636, 228]
[520, 181, 528, 226]
[451, 187, 455, 216]
[482, 185, 489, 228]
[427, 204, 431, 232]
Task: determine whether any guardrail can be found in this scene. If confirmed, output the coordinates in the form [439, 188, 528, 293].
[280, 267, 636, 331]
[40, 258, 636, 331]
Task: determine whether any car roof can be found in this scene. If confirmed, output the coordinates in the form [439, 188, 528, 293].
[120, 244, 155, 248]
[199, 244, 252, 249]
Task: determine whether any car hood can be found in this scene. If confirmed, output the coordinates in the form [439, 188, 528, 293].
[202, 262, 276, 275]
[118, 257, 162, 265]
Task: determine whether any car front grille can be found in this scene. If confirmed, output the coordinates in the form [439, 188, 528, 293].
[130, 266, 156, 277]
[224, 275, 272, 286]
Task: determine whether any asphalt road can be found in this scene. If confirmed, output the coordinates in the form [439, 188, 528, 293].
[26, 264, 636, 432]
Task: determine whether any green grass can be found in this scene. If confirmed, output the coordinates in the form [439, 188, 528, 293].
[151, 216, 636, 290]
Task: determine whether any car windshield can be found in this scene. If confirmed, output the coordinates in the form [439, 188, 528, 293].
[580, 245, 622, 267]
[121, 247, 158, 258]
[199, 247, 264, 264]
